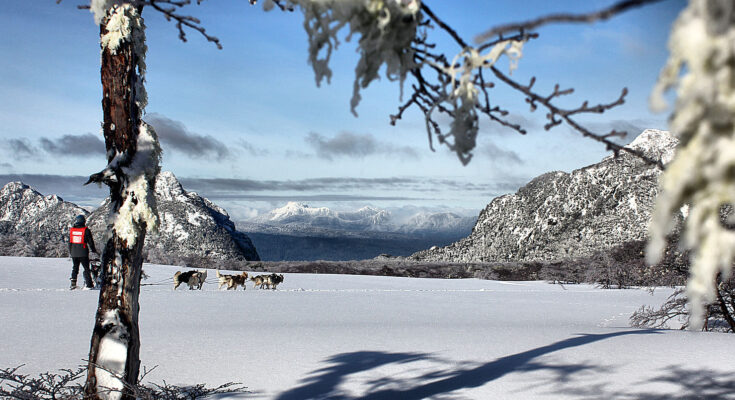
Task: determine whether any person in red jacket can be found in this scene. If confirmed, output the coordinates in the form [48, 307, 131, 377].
[68, 214, 98, 289]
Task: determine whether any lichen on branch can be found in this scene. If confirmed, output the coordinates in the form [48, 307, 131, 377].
[265, 0, 421, 117]
[647, 0, 735, 329]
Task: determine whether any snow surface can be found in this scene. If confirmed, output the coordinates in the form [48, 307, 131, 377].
[1, 256, 734, 399]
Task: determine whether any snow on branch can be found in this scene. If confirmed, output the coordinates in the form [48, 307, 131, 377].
[65, 0, 225, 48]
[266, 0, 421, 117]
[386, 1, 662, 165]
[647, 0, 735, 330]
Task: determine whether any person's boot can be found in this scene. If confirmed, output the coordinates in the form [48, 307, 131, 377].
[83, 271, 95, 289]
[70, 278, 77, 290]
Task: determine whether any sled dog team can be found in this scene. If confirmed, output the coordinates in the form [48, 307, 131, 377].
[173, 269, 284, 290]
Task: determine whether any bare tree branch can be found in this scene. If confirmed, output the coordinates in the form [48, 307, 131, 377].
[489, 65, 664, 168]
[387, 0, 667, 167]
[474, 0, 667, 44]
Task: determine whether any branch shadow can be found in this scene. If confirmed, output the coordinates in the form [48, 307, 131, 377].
[559, 365, 735, 400]
[276, 330, 658, 400]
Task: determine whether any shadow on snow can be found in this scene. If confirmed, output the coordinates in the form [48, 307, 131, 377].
[276, 330, 659, 400]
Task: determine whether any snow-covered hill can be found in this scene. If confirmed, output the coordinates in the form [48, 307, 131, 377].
[87, 171, 259, 261]
[1, 256, 734, 399]
[0, 182, 87, 243]
[0, 172, 259, 261]
[414, 129, 678, 263]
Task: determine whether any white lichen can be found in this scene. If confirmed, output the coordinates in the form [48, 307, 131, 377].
[90, 0, 117, 25]
[95, 310, 128, 400]
[269, 0, 421, 116]
[113, 122, 162, 248]
[647, 0, 735, 329]
[428, 40, 526, 165]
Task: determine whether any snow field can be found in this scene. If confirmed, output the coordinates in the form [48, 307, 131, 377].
[1, 256, 734, 399]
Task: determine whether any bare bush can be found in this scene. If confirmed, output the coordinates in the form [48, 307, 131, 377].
[631, 277, 735, 333]
[0, 365, 247, 400]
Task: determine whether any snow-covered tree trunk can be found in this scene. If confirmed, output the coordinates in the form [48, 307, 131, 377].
[84, 3, 161, 399]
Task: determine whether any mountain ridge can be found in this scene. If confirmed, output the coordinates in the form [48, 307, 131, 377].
[0, 172, 260, 261]
[412, 129, 677, 263]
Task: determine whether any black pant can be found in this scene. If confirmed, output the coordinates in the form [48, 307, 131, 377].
[71, 257, 94, 288]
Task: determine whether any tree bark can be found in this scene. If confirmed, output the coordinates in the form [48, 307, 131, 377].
[84, 4, 152, 399]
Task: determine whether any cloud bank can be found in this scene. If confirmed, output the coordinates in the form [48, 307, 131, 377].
[305, 131, 419, 161]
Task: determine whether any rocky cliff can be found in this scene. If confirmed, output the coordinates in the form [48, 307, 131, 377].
[412, 129, 678, 263]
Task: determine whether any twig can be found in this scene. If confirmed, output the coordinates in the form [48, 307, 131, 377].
[474, 0, 667, 43]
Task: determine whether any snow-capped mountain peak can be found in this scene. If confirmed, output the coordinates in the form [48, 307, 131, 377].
[625, 128, 678, 164]
[260, 203, 336, 222]
[249, 202, 475, 237]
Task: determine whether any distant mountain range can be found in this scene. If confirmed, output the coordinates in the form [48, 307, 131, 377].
[246, 201, 475, 236]
[413, 129, 678, 263]
[238, 202, 477, 261]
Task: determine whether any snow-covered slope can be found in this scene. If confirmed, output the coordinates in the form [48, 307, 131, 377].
[0, 182, 87, 239]
[414, 129, 678, 262]
[0, 172, 259, 261]
[1, 256, 734, 399]
[87, 171, 259, 261]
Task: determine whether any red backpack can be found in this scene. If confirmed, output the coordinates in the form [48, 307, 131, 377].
[70, 227, 87, 248]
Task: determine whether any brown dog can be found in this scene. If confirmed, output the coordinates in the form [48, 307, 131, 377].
[216, 270, 248, 290]
[251, 274, 267, 289]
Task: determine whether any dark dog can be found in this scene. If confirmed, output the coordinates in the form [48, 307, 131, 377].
[173, 269, 207, 290]
[252, 273, 284, 290]
[268, 273, 284, 290]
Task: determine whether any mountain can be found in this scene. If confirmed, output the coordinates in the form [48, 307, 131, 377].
[251, 202, 392, 231]
[412, 129, 678, 263]
[0, 182, 88, 256]
[0, 172, 259, 261]
[249, 201, 475, 236]
[239, 202, 476, 261]
[397, 212, 477, 237]
[87, 171, 259, 261]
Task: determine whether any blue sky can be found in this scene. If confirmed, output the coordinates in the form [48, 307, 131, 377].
[0, 0, 685, 220]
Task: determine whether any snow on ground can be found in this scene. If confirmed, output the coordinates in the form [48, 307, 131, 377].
[1, 256, 734, 399]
